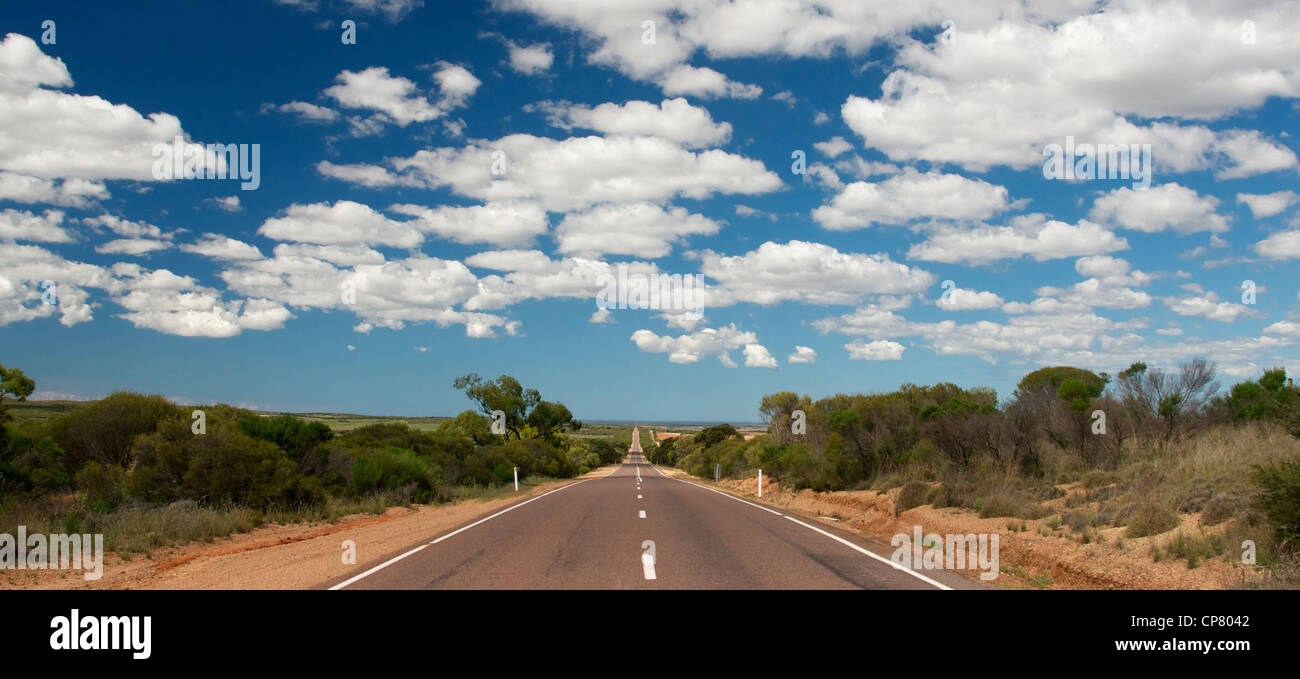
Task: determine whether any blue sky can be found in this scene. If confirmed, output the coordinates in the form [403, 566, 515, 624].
[1, 0, 1298, 421]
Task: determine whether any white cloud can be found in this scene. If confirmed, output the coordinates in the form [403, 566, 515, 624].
[323, 134, 781, 212]
[907, 214, 1129, 264]
[0, 172, 107, 207]
[0, 209, 73, 243]
[839, 3, 1300, 176]
[0, 241, 114, 327]
[390, 201, 547, 247]
[814, 168, 1011, 230]
[95, 238, 172, 256]
[537, 97, 731, 148]
[743, 343, 777, 368]
[1237, 190, 1298, 219]
[555, 202, 719, 258]
[659, 65, 761, 99]
[1090, 183, 1229, 234]
[180, 234, 264, 261]
[209, 195, 242, 212]
[0, 33, 215, 183]
[699, 240, 935, 306]
[938, 287, 1004, 311]
[270, 101, 339, 122]
[1164, 293, 1249, 322]
[82, 214, 168, 239]
[846, 339, 905, 361]
[787, 345, 817, 364]
[505, 41, 554, 75]
[324, 66, 441, 126]
[271, 243, 386, 267]
[1254, 229, 1300, 259]
[430, 61, 481, 110]
[630, 323, 762, 366]
[258, 200, 422, 248]
[813, 136, 853, 158]
[111, 264, 291, 338]
[276, 0, 423, 22]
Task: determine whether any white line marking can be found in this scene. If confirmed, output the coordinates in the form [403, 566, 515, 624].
[641, 553, 656, 580]
[637, 494, 642, 499]
[639, 510, 646, 518]
[669, 478, 951, 590]
[329, 479, 589, 590]
[603, 463, 625, 478]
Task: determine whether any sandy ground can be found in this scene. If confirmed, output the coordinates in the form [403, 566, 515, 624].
[2, 465, 619, 590]
[668, 469, 1261, 590]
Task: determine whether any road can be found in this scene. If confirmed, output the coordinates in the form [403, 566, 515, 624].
[325, 452, 978, 590]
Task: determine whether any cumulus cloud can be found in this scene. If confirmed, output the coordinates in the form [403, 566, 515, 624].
[390, 201, 547, 247]
[0, 33, 215, 183]
[630, 324, 763, 366]
[787, 345, 817, 364]
[743, 343, 778, 368]
[907, 214, 1129, 264]
[1090, 183, 1229, 234]
[258, 200, 422, 248]
[814, 168, 1011, 230]
[319, 134, 781, 212]
[846, 339, 905, 361]
[535, 97, 731, 148]
[1237, 190, 1298, 219]
[0, 209, 73, 243]
[555, 202, 719, 258]
[180, 234, 264, 261]
[698, 240, 935, 306]
[839, 2, 1300, 176]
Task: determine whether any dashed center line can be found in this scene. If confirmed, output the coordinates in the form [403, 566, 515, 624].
[638, 510, 646, 518]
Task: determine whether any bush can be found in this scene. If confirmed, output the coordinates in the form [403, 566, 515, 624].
[350, 446, 442, 500]
[128, 415, 316, 509]
[238, 415, 333, 461]
[1126, 502, 1180, 538]
[46, 392, 181, 472]
[896, 481, 930, 514]
[75, 461, 129, 510]
[1251, 457, 1300, 547]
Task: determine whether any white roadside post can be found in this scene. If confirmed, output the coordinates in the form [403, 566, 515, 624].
[758, 469, 763, 498]
[513, 466, 518, 491]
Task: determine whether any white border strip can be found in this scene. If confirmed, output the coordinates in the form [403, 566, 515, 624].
[329, 479, 589, 590]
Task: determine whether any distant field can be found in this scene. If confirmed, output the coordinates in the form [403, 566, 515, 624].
[2, 400, 83, 423]
[2, 401, 764, 438]
[286, 413, 449, 432]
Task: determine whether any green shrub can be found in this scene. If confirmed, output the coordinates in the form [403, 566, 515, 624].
[1251, 457, 1300, 547]
[128, 415, 315, 509]
[75, 461, 129, 510]
[350, 446, 441, 500]
[46, 392, 181, 472]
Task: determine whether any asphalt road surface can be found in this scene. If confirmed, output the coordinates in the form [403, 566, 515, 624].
[325, 453, 980, 590]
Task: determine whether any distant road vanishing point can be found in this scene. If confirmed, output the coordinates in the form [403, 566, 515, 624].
[326, 427, 976, 590]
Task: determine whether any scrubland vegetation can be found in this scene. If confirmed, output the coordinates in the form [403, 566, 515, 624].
[649, 360, 1300, 585]
[0, 369, 621, 554]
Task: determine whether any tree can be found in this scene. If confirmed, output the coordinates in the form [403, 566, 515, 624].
[0, 364, 35, 421]
[1115, 359, 1218, 442]
[452, 374, 579, 441]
